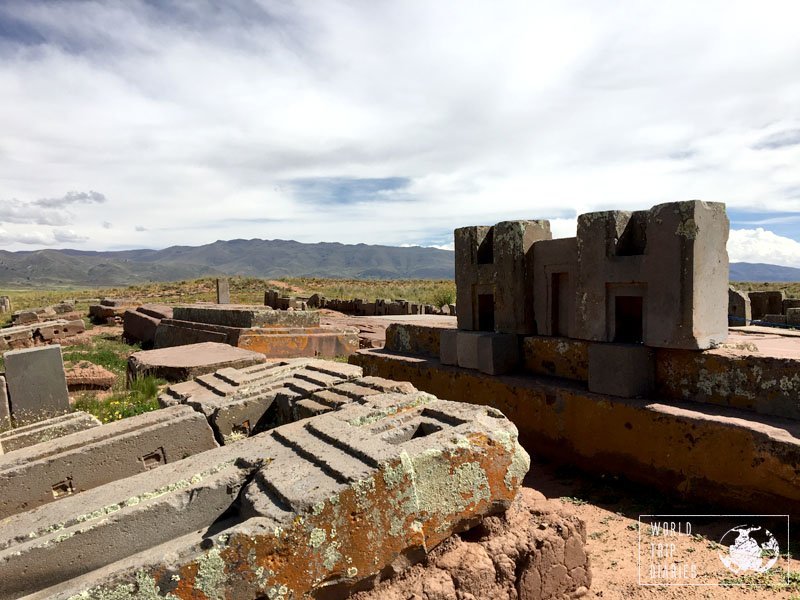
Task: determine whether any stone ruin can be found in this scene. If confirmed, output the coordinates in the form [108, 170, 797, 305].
[0, 301, 86, 352]
[352, 200, 800, 516]
[151, 304, 359, 358]
[267, 288, 457, 317]
[0, 296, 10, 314]
[728, 286, 800, 328]
[89, 297, 142, 324]
[0, 359, 591, 599]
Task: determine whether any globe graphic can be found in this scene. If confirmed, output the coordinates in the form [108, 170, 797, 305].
[718, 526, 780, 574]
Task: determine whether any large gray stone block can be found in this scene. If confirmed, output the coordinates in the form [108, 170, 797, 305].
[172, 304, 320, 328]
[456, 330, 486, 370]
[0, 405, 217, 520]
[588, 343, 654, 398]
[4, 345, 69, 425]
[477, 332, 520, 375]
[439, 329, 458, 365]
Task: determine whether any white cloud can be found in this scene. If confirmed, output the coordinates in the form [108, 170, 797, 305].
[0, 1, 798, 253]
[728, 228, 800, 268]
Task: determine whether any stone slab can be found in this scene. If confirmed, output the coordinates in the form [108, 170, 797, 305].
[0, 411, 100, 454]
[16, 394, 528, 599]
[4, 345, 70, 425]
[351, 349, 800, 514]
[237, 327, 359, 358]
[0, 376, 9, 432]
[153, 319, 232, 348]
[127, 341, 266, 382]
[173, 304, 320, 328]
[0, 404, 217, 520]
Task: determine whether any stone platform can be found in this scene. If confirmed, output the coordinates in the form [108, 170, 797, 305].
[351, 345, 800, 515]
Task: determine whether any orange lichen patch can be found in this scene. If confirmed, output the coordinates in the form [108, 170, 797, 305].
[237, 329, 358, 358]
[521, 336, 589, 381]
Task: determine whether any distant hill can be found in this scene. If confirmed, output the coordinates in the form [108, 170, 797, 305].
[0, 239, 455, 287]
[729, 262, 800, 282]
[0, 240, 796, 288]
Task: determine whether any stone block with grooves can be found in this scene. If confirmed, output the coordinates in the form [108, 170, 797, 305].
[0, 405, 218, 520]
[16, 394, 529, 600]
[127, 341, 266, 382]
[0, 411, 100, 454]
[173, 304, 320, 328]
[3, 345, 69, 425]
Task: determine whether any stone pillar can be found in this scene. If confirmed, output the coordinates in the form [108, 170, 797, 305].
[3, 345, 70, 425]
[216, 278, 231, 304]
[0, 296, 10, 314]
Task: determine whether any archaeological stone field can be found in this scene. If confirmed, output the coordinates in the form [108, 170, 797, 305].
[0, 200, 798, 598]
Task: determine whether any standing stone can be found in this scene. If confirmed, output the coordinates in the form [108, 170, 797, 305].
[0, 376, 10, 431]
[217, 278, 231, 304]
[728, 287, 751, 326]
[3, 345, 70, 425]
[0, 296, 10, 314]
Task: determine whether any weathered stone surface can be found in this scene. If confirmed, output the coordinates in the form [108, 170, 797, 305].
[4, 345, 70, 425]
[352, 348, 800, 514]
[588, 343, 654, 398]
[216, 278, 231, 304]
[0, 376, 9, 432]
[173, 304, 320, 328]
[127, 341, 266, 382]
[762, 313, 787, 325]
[64, 361, 116, 391]
[788, 307, 800, 326]
[0, 411, 100, 454]
[385, 322, 451, 358]
[19, 394, 528, 600]
[0, 405, 217, 520]
[0, 296, 10, 314]
[351, 489, 590, 600]
[521, 335, 588, 381]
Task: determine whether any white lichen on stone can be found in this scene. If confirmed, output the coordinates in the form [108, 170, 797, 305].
[309, 527, 326, 548]
[505, 441, 531, 488]
[67, 570, 179, 600]
[195, 547, 226, 600]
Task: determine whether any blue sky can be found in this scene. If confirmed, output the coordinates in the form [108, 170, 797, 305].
[0, 1, 799, 266]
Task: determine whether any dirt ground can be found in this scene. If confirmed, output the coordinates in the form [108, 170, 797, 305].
[526, 459, 799, 599]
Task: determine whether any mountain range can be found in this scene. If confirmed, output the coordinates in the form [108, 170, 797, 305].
[0, 239, 798, 287]
[0, 239, 455, 287]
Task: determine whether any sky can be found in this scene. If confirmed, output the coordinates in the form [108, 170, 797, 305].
[1, 1, 800, 266]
